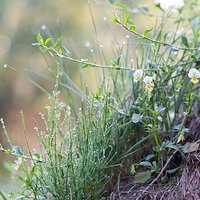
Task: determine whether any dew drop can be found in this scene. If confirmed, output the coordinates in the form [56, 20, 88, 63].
[41, 25, 47, 30]
[85, 41, 90, 48]
[103, 17, 107, 21]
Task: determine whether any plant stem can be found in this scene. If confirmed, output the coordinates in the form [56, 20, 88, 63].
[115, 17, 198, 51]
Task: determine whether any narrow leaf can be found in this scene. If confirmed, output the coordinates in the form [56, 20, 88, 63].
[115, 2, 128, 10]
[134, 171, 151, 183]
[166, 167, 179, 174]
[129, 21, 136, 31]
[0, 191, 7, 200]
[124, 12, 131, 25]
[139, 161, 152, 168]
[143, 28, 153, 36]
[181, 35, 189, 47]
[53, 37, 64, 48]
[45, 38, 52, 46]
[37, 32, 44, 45]
[82, 63, 89, 68]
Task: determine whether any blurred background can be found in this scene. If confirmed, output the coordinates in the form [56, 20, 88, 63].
[0, 0, 187, 194]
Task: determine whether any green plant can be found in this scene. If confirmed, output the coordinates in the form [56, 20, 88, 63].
[111, 1, 200, 183]
[1, 0, 200, 199]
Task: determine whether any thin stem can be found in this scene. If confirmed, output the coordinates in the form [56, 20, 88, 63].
[4, 64, 51, 97]
[115, 16, 198, 51]
[20, 110, 34, 162]
[0, 118, 12, 148]
[0, 146, 44, 163]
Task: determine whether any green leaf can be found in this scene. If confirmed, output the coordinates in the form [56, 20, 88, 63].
[138, 37, 151, 42]
[163, 32, 168, 41]
[115, 2, 128, 10]
[154, 3, 164, 11]
[45, 38, 52, 46]
[129, 25, 136, 31]
[143, 28, 153, 36]
[30, 166, 35, 179]
[134, 170, 151, 183]
[59, 48, 63, 55]
[12, 146, 23, 155]
[129, 21, 136, 31]
[33, 153, 41, 160]
[181, 35, 189, 47]
[124, 12, 131, 25]
[82, 63, 89, 68]
[145, 154, 155, 160]
[115, 55, 121, 66]
[165, 142, 179, 151]
[166, 167, 179, 174]
[139, 161, 152, 168]
[0, 191, 7, 200]
[53, 37, 64, 48]
[37, 32, 44, 45]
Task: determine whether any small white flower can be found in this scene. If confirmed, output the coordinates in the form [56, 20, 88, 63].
[188, 68, 200, 84]
[133, 69, 143, 82]
[143, 76, 154, 92]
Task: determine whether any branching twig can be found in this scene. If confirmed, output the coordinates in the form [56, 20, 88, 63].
[115, 16, 198, 51]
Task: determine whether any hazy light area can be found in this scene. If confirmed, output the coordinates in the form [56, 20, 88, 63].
[155, 0, 184, 9]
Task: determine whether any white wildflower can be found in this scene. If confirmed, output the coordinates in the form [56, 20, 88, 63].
[188, 68, 200, 84]
[143, 76, 154, 92]
[133, 69, 143, 82]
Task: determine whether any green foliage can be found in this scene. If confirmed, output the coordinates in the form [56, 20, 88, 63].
[181, 35, 189, 47]
[0, 191, 7, 200]
[143, 28, 153, 36]
[1, 0, 200, 198]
